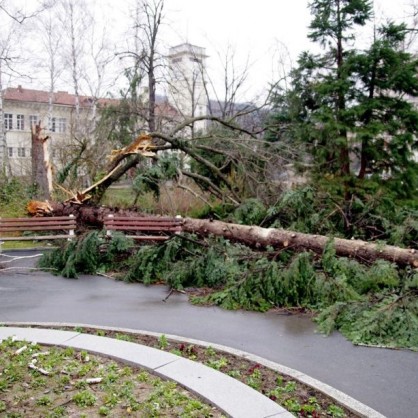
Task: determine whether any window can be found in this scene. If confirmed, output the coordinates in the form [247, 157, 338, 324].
[29, 115, 38, 127]
[8, 147, 13, 157]
[4, 113, 12, 130]
[16, 114, 24, 130]
[17, 147, 26, 158]
[50, 117, 56, 132]
[50, 117, 66, 133]
[57, 118, 66, 133]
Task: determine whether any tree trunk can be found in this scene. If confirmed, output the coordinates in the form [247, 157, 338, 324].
[182, 218, 418, 268]
[37, 204, 418, 267]
[31, 122, 53, 200]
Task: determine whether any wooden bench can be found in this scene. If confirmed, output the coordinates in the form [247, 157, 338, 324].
[104, 215, 182, 241]
[0, 216, 76, 241]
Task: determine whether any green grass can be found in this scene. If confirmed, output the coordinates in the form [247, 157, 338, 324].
[0, 204, 27, 218]
[0, 241, 51, 250]
[102, 187, 137, 208]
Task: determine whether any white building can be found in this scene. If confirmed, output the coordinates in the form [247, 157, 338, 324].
[0, 43, 212, 177]
[0, 86, 115, 176]
[167, 43, 208, 133]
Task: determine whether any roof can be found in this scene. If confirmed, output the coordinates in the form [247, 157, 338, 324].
[3, 86, 119, 108]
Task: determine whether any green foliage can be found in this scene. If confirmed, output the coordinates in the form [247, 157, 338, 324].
[126, 235, 418, 349]
[133, 154, 179, 198]
[0, 174, 36, 217]
[233, 198, 267, 225]
[262, 184, 418, 247]
[268, 2, 418, 198]
[189, 201, 235, 220]
[189, 137, 235, 188]
[38, 231, 133, 278]
[72, 390, 96, 407]
[124, 241, 176, 285]
[56, 143, 86, 185]
[124, 236, 243, 290]
[317, 282, 418, 349]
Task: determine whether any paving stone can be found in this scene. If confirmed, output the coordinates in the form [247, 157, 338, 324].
[60, 333, 179, 371]
[0, 326, 79, 345]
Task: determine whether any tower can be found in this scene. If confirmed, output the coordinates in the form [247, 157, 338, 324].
[167, 43, 208, 133]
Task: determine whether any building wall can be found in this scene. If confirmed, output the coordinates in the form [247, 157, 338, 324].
[3, 99, 92, 176]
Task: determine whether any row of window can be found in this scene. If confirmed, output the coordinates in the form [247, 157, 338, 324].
[3, 114, 67, 133]
[4, 113, 27, 130]
[8, 147, 29, 158]
[8, 147, 59, 158]
[171, 57, 202, 64]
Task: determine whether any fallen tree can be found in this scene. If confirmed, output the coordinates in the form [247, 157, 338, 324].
[24, 125, 417, 268]
[26, 196, 418, 268]
[38, 219, 417, 350]
[181, 218, 418, 268]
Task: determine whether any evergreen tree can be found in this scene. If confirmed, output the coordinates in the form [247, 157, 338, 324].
[349, 22, 418, 194]
[307, 0, 372, 176]
[268, 1, 418, 198]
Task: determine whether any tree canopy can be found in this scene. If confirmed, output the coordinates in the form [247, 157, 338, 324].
[268, 0, 418, 199]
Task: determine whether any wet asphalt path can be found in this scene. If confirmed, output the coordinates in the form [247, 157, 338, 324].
[0, 251, 417, 418]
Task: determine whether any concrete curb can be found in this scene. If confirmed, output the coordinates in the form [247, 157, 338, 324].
[0, 321, 386, 418]
[0, 326, 291, 418]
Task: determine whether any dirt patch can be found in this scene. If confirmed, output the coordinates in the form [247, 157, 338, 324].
[0, 337, 224, 417]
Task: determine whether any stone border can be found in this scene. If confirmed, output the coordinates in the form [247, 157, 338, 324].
[1, 322, 386, 418]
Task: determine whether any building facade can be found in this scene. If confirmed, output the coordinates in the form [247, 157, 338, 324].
[0, 86, 108, 176]
[0, 43, 211, 177]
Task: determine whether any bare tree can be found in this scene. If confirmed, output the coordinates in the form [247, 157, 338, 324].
[58, 0, 91, 128]
[51, 0, 101, 189]
[34, 8, 65, 132]
[0, 0, 54, 176]
[119, 0, 165, 135]
[0, 18, 23, 174]
[0, 0, 53, 24]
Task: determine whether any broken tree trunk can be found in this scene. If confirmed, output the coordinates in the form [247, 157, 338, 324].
[181, 218, 418, 268]
[31, 122, 53, 200]
[28, 200, 418, 267]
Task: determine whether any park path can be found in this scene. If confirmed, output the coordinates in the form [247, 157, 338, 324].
[0, 251, 417, 418]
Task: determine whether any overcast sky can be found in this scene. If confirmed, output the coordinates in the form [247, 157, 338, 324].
[6, 0, 418, 101]
[157, 0, 416, 100]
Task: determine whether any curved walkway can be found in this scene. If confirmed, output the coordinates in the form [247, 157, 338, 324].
[1, 251, 417, 417]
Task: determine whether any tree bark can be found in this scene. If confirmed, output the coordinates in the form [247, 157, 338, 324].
[37, 203, 418, 267]
[31, 122, 53, 200]
[181, 217, 418, 268]
[33, 203, 418, 268]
